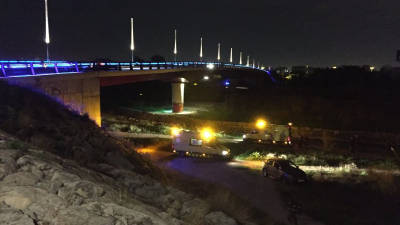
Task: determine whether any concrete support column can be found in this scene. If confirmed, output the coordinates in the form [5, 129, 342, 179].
[172, 82, 185, 113]
[7, 76, 101, 127]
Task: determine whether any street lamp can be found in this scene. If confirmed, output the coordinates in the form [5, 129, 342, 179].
[239, 51, 243, 65]
[200, 37, 203, 61]
[217, 43, 221, 62]
[130, 18, 135, 63]
[230, 48, 233, 63]
[173, 29, 177, 61]
[44, 0, 50, 62]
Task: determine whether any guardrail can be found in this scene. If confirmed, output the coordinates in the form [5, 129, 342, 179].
[0, 61, 265, 78]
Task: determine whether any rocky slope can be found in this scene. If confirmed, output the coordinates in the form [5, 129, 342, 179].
[0, 130, 238, 225]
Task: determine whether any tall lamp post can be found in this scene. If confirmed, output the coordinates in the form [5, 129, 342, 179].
[173, 29, 177, 61]
[44, 0, 50, 62]
[200, 37, 203, 61]
[130, 18, 135, 63]
[239, 51, 243, 65]
[230, 48, 233, 63]
[217, 43, 221, 62]
[246, 56, 250, 66]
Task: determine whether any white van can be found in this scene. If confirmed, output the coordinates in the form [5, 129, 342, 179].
[172, 130, 231, 158]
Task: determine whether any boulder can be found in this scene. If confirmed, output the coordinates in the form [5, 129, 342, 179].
[180, 198, 210, 224]
[135, 182, 167, 201]
[2, 171, 40, 186]
[0, 153, 18, 180]
[52, 207, 116, 225]
[204, 211, 238, 225]
[0, 202, 35, 225]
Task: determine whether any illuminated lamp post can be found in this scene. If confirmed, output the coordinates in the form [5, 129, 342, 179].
[174, 29, 177, 61]
[239, 51, 243, 64]
[200, 37, 203, 61]
[217, 43, 221, 62]
[130, 18, 135, 63]
[44, 0, 50, 61]
[230, 48, 233, 63]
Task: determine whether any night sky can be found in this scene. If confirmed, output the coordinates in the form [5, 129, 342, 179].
[1, 0, 400, 67]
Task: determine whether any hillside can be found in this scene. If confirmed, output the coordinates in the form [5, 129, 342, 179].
[0, 81, 241, 225]
[0, 130, 237, 225]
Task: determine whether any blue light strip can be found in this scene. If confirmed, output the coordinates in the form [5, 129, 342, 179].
[0, 60, 273, 80]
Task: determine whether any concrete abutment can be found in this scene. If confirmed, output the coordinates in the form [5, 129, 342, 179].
[7, 76, 101, 127]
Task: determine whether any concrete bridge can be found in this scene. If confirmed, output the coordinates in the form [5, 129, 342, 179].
[0, 60, 274, 126]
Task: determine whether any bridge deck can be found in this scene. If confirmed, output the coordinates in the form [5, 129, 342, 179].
[0, 61, 265, 78]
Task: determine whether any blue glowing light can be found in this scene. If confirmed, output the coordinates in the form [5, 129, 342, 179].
[9, 64, 28, 69]
[0, 60, 272, 78]
[56, 63, 74, 67]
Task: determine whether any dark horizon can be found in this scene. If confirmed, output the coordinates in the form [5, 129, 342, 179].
[1, 0, 400, 67]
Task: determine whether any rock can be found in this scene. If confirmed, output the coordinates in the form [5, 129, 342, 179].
[0, 186, 65, 222]
[0, 188, 33, 210]
[100, 203, 159, 225]
[0, 153, 18, 180]
[180, 198, 210, 223]
[0, 202, 35, 225]
[204, 211, 238, 225]
[52, 207, 116, 225]
[51, 171, 80, 184]
[135, 182, 167, 201]
[167, 187, 193, 202]
[0, 149, 23, 160]
[0, 134, 232, 225]
[2, 172, 40, 186]
[119, 172, 147, 191]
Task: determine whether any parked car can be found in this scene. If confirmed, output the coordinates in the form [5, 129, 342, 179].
[262, 158, 307, 183]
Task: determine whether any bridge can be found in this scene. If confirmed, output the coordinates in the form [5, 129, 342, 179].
[1, 60, 274, 126]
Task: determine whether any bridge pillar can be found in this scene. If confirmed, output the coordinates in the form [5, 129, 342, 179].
[7, 76, 101, 127]
[171, 82, 184, 113]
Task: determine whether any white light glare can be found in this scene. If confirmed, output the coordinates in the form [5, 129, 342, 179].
[206, 64, 215, 70]
[44, 0, 50, 44]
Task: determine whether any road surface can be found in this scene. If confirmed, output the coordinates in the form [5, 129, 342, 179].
[161, 157, 290, 223]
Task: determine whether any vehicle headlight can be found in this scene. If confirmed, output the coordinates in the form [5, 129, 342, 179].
[222, 150, 229, 156]
[242, 134, 246, 138]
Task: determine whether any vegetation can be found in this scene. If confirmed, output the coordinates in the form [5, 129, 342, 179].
[0, 81, 160, 177]
[227, 141, 400, 170]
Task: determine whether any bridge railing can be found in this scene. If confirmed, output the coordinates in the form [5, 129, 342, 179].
[0, 61, 262, 78]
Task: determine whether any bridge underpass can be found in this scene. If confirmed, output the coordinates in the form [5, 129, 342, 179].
[1, 61, 273, 127]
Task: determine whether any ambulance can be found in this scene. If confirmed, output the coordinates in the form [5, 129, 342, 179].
[171, 128, 231, 158]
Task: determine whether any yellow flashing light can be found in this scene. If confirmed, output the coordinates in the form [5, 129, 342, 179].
[171, 127, 181, 136]
[201, 127, 214, 142]
[256, 119, 267, 129]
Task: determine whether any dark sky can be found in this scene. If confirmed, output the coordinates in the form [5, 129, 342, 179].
[1, 0, 400, 67]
